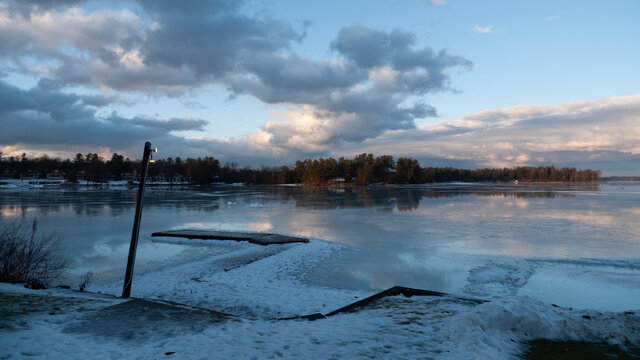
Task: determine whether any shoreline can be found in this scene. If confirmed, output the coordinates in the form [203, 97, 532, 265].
[0, 179, 619, 190]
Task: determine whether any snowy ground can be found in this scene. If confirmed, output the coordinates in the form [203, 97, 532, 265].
[1, 238, 639, 359]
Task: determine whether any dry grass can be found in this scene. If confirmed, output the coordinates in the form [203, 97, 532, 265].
[523, 339, 640, 360]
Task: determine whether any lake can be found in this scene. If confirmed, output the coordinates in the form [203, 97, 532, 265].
[1, 182, 639, 311]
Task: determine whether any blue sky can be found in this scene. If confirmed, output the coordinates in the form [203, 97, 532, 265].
[1, 0, 639, 174]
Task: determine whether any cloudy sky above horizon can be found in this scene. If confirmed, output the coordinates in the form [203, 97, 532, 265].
[1, 0, 639, 175]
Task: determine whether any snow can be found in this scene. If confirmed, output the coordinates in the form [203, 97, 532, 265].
[1, 238, 639, 359]
[463, 259, 535, 297]
[441, 296, 640, 359]
[92, 239, 365, 318]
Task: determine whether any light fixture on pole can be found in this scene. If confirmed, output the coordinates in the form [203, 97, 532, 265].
[122, 141, 156, 298]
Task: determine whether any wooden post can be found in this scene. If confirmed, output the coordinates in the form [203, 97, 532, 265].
[122, 141, 153, 298]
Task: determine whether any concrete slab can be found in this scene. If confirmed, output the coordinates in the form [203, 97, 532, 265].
[65, 298, 235, 340]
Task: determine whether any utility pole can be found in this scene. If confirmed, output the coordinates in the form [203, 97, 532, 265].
[122, 141, 155, 298]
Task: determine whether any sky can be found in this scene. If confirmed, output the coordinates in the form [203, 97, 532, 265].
[0, 0, 639, 175]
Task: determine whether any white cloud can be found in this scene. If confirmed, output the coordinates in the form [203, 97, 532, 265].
[333, 94, 640, 174]
[427, 0, 446, 5]
[473, 25, 493, 34]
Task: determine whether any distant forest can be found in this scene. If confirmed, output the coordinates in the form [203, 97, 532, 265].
[0, 152, 601, 184]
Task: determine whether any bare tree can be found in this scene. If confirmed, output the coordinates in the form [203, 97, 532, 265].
[0, 219, 67, 287]
[78, 271, 93, 292]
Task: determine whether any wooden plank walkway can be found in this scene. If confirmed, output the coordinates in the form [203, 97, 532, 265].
[151, 229, 309, 246]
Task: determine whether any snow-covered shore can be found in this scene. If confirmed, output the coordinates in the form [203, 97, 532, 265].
[1, 238, 638, 359]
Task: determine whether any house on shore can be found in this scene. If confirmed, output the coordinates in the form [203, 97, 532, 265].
[1, 170, 16, 180]
[155, 173, 167, 183]
[120, 173, 134, 182]
[134, 174, 153, 183]
[46, 170, 66, 180]
[77, 171, 88, 182]
[22, 170, 40, 180]
[102, 173, 115, 182]
[171, 173, 185, 183]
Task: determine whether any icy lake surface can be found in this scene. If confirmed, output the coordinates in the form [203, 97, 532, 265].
[1, 182, 639, 312]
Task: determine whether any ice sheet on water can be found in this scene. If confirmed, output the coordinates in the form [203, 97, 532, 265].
[463, 259, 535, 297]
[247, 202, 270, 208]
[534, 257, 640, 270]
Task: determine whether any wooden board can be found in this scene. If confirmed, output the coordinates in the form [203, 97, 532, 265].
[151, 229, 309, 246]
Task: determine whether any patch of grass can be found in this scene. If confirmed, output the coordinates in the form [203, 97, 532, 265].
[523, 339, 640, 360]
[0, 293, 60, 330]
[0, 292, 109, 330]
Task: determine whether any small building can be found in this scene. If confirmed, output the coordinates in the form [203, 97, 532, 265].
[1, 170, 16, 180]
[134, 174, 153, 183]
[46, 170, 66, 180]
[22, 170, 40, 180]
[329, 177, 346, 184]
[120, 173, 134, 181]
[155, 173, 167, 183]
[171, 173, 185, 183]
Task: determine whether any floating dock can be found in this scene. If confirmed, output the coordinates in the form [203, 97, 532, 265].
[151, 229, 309, 246]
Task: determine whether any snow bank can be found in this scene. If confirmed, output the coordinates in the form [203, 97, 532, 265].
[441, 296, 640, 359]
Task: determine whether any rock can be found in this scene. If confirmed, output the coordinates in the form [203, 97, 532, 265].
[25, 281, 47, 290]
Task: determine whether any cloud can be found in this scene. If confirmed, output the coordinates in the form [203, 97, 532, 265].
[117, 117, 208, 132]
[473, 25, 493, 34]
[1, 2, 472, 157]
[0, 6, 145, 61]
[0, 80, 206, 154]
[546, 15, 560, 22]
[2, 0, 84, 18]
[335, 94, 640, 174]
[427, 0, 445, 5]
[139, 1, 305, 79]
[233, 24, 470, 154]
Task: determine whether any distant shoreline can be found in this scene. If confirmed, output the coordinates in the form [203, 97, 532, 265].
[0, 179, 629, 190]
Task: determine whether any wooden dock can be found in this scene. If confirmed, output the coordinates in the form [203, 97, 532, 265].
[151, 229, 309, 246]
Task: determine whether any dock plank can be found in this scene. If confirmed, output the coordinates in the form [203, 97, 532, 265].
[151, 229, 309, 246]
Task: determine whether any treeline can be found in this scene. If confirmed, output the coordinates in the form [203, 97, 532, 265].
[0, 152, 600, 184]
[285, 154, 600, 184]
